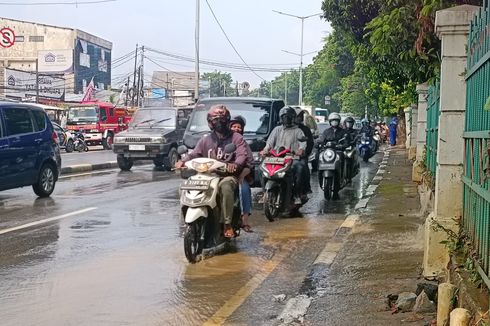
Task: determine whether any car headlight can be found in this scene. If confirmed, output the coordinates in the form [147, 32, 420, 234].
[90, 129, 99, 133]
[114, 137, 125, 144]
[151, 137, 166, 143]
[322, 149, 336, 162]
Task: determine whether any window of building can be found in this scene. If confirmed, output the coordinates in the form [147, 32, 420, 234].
[15, 36, 24, 42]
[29, 35, 44, 42]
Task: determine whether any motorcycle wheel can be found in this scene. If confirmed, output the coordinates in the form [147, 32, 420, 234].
[363, 151, 370, 162]
[184, 221, 203, 263]
[65, 139, 74, 153]
[324, 177, 333, 200]
[76, 142, 85, 152]
[264, 189, 279, 222]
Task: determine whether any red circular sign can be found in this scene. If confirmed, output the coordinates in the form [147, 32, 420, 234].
[0, 28, 16, 48]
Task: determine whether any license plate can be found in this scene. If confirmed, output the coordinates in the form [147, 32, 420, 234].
[129, 144, 145, 151]
[263, 157, 285, 165]
[181, 179, 211, 191]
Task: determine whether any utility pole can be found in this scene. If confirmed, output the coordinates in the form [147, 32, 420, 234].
[284, 73, 288, 106]
[132, 44, 138, 107]
[208, 77, 211, 98]
[35, 59, 39, 103]
[125, 76, 130, 106]
[273, 10, 321, 105]
[140, 46, 145, 107]
[194, 0, 200, 102]
[136, 66, 141, 107]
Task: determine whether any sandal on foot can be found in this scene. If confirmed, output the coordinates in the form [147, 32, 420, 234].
[242, 224, 253, 233]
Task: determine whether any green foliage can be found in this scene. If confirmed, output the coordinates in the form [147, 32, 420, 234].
[201, 71, 235, 97]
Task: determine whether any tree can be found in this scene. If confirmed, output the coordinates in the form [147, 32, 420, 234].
[201, 71, 235, 97]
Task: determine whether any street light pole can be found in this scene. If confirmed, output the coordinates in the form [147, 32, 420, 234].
[273, 10, 321, 106]
[194, 0, 200, 103]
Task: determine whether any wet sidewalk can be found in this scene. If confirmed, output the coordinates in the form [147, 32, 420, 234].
[304, 147, 430, 325]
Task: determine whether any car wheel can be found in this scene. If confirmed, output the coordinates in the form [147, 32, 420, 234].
[65, 139, 74, 153]
[153, 157, 164, 167]
[117, 154, 133, 171]
[163, 147, 178, 171]
[32, 163, 56, 197]
[102, 133, 113, 150]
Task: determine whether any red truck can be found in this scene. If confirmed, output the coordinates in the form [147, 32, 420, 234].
[65, 101, 133, 149]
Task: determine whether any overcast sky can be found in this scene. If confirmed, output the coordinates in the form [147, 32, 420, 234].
[0, 0, 331, 89]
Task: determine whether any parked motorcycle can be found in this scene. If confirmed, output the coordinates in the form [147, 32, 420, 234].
[178, 145, 242, 263]
[318, 140, 349, 200]
[357, 133, 376, 162]
[73, 130, 89, 152]
[260, 148, 304, 221]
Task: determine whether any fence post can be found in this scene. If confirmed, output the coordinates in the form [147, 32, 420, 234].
[409, 104, 418, 160]
[423, 5, 479, 279]
[413, 83, 429, 182]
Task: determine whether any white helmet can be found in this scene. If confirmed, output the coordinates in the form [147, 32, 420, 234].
[328, 112, 341, 122]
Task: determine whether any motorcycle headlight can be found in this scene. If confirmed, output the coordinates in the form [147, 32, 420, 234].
[114, 137, 125, 144]
[151, 137, 166, 143]
[362, 140, 369, 145]
[192, 161, 214, 173]
[253, 152, 261, 162]
[276, 171, 286, 178]
[322, 149, 336, 162]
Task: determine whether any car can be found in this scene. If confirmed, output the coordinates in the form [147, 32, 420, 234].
[52, 121, 75, 152]
[113, 106, 193, 171]
[182, 97, 285, 187]
[0, 102, 61, 197]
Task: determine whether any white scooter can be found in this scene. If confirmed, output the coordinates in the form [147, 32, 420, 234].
[178, 145, 241, 263]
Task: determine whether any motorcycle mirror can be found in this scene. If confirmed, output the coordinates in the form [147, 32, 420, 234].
[224, 143, 236, 154]
[177, 145, 188, 155]
[297, 136, 308, 142]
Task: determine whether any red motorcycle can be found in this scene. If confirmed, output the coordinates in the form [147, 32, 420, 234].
[260, 148, 303, 221]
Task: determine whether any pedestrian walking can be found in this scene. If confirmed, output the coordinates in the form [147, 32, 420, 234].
[389, 116, 398, 146]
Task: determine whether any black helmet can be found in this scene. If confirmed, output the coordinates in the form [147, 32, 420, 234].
[344, 116, 355, 129]
[229, 115, 246, 129]
[207, 104, 231, 132]
[345, 116, 355, 124]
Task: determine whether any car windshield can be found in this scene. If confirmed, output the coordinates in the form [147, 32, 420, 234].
[67, 106, 98, 123]
[189, 100, 272, 135]
[129, 108, 175, 128]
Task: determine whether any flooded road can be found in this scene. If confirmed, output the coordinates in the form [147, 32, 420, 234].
[0, 152, 383, 325]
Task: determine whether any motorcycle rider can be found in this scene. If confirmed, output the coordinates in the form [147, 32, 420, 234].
[359, 118, 374, 137]
[261, 106, 308, 205]
[343, 116, 359, 182]
[294, 107, 314, 194]
[318, 112, 349, 199]
[175, 105, 251, 238]
[229, 115, 254, 233]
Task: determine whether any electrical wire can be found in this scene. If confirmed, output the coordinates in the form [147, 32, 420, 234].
[0, 0, 117, 5]
[204, 0, 265, 81]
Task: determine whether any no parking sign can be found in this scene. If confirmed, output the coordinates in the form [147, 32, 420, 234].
[0, 28, 15, 48]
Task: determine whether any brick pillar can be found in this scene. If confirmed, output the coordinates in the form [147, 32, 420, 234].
[423, 5, 479, 279]
[413, 84, 429, 182]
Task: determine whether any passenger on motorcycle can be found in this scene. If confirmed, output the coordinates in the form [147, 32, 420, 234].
[343, 116, 358, 147]
[261, 107, 308, 205]
[229, 115, 254, 233]
[359, 118, 374, 137]
[175, 105, 251, 238]
[294, 107, 314, 194]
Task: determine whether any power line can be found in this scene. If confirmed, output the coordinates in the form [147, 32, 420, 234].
[203, 0, 265, 81]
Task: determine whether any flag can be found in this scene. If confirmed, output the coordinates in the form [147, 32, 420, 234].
[81, 77, 95, 103]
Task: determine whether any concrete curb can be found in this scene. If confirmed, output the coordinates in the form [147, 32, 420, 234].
[60, 161, 149, 175]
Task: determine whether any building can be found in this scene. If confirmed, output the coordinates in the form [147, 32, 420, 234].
[151, 71, 196, 107]
[0, 17, 112, 102]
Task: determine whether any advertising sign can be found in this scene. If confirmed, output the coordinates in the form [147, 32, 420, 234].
[4, 68, 65, 100]
[37, 50, 73, 73]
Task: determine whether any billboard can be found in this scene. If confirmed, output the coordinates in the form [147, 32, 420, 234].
[37, 50, 73, 73]
[4, 68, 65, 100]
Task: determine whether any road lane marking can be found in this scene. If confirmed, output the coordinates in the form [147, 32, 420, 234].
[314, 242, 343, 265]
[203, 250, 289, 326]
[355, 198, 370, 209]
[0, 207, 97, 235]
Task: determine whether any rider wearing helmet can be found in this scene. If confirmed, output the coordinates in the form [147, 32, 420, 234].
[320, 112, 347, 145]
[229, 115, 254, 233]
[343, 116, 358, 147]
[359, 118, 374, 137]
[262, 106, 308, 205]
[175, 105, 251, 238]
[294, 107, 314, 193]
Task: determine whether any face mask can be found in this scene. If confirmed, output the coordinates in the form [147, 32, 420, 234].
[282, 116, 293, 127]
[330, 120, 339, 127]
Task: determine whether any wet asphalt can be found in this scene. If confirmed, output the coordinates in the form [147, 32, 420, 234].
[0, 151, 383, 326]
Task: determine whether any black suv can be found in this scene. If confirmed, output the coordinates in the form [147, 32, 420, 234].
[0, 103, 61, 197]
[113, 106, 193, 171]
[182, 97, 285, 186]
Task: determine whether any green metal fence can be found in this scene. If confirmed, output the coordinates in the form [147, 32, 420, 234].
[426, 81, 440, 175]
[463, 3, 490, 288]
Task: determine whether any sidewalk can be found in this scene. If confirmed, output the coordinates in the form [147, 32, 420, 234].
[304, 147, 431, 325]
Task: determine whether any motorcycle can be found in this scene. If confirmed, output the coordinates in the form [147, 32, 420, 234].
[178, 145, 242, 263]
[73, 130, 89, 152]
[317, 140, 349, 200]
[260, 148, 304, 221]
[357, 133, 376, 162]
